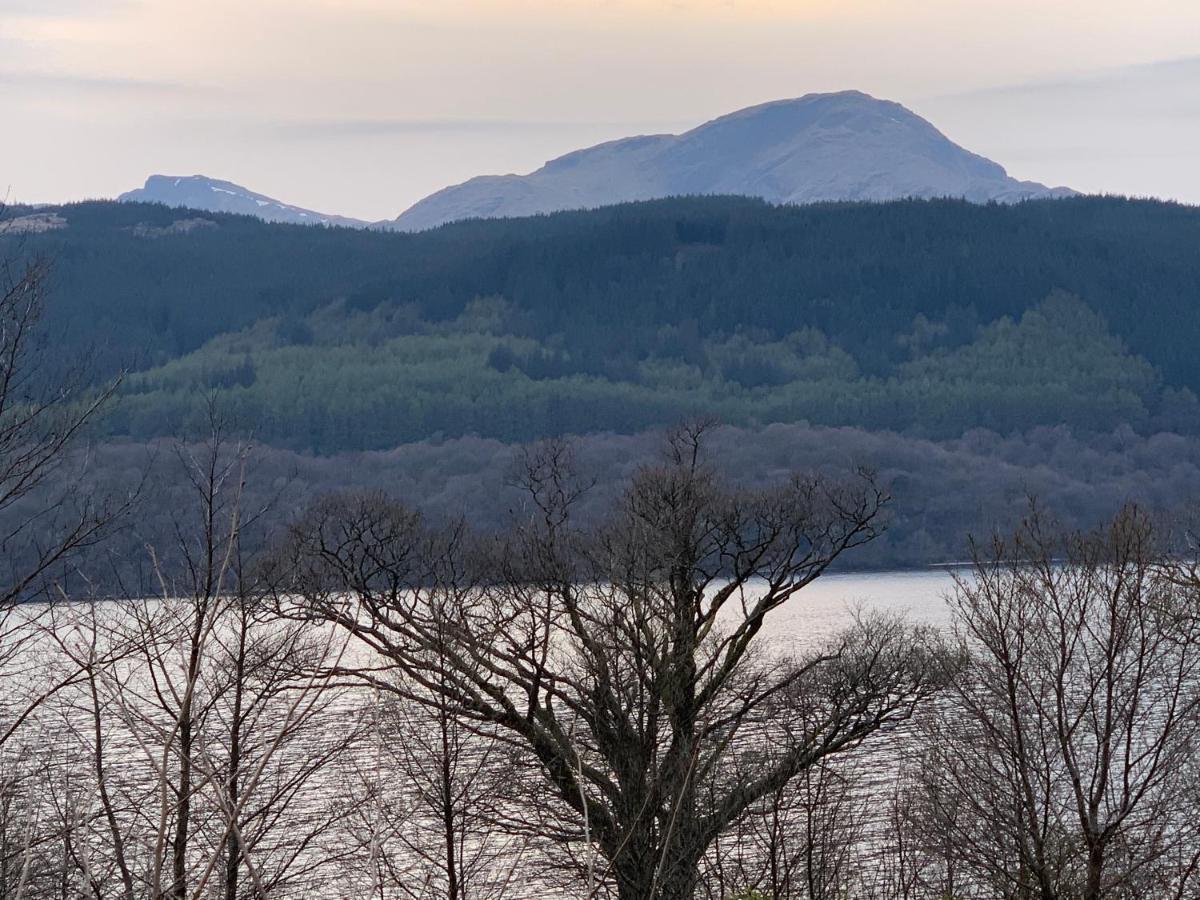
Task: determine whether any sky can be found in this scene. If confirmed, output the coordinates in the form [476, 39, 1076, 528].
[3, 0, 1200, 221]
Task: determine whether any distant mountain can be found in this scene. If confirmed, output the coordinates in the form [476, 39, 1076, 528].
[390, 90, 1075, 231]
[118, 93, 1074, 231]
[119, 175, 370, 228]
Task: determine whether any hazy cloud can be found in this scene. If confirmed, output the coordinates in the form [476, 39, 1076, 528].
[268, 118, 687, 139]
[0, 0, 131, 15]
[0, 70, 209, 95]
[916, 55, 1200, 201]
[938, 55, 1200, 110]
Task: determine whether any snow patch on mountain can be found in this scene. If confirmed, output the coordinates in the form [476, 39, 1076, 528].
[119, 175, 370, 228]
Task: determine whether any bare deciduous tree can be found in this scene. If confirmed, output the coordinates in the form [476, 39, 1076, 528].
[0, 249, 126, 753]
[335, 686, 527, 900]
[916, 505, 1200, 900]
[0, 244, 128, 900]
[702, 758, 864, 900]
[277, 425, 947, 899]
[30, 414, 357, 900]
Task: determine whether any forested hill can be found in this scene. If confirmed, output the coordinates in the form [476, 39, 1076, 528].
[5, 195, 1200, 450]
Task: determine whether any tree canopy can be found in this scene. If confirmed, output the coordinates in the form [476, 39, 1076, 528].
[6, 194, 1200, 450]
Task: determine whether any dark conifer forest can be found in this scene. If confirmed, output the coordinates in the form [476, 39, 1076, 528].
[5, 194, 1198, 446]
[5, 193, 1200, 567]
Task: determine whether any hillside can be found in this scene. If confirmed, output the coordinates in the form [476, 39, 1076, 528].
[6, 194, 1200, 451]
[392, 91, 1073, 230]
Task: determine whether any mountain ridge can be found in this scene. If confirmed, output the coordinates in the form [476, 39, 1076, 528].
[116, 91, 1073, 230]
[390, 90, 1075, 231]
[118, 175, 371, 228]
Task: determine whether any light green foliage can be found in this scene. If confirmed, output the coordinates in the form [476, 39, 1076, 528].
[106, 292, 1167, 451]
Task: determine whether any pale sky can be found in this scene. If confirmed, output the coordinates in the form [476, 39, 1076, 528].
[3, 0, 1200, 220]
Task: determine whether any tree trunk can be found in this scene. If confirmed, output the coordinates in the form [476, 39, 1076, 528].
[1084, 841, 1105, 900]
[171, 607, 206, 900]
[612, 835, 701, 900]
[606, 819, 664, 900]
[657, 863, 699, 900]
[171, 712, 192, 900]
[90, 672, 135, 900]
[438, 704, 460, 900]
[613, 851, 658, 900]
[224, 617, 247, 900]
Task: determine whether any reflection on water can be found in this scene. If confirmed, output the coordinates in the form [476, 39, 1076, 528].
[0, 570, 963, 898]
[763, 568, 959, 650]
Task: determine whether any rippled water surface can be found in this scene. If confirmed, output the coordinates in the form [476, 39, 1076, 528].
[764, 567, 958, 647]
[1, 570, 962, 898]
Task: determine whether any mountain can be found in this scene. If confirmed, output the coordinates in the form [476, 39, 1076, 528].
[119, 92, 1074, 231]
[118, 175, 370, 228]
[390, 90, 1074, 231]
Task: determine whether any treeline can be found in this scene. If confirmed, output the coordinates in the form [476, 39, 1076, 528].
[6, 195, 1200, 449]
[28, 419, 1200, 595]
